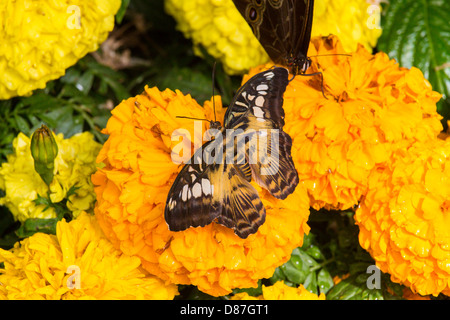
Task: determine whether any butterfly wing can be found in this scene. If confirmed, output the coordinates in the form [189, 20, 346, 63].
[293, 0, 314, 67]
[217, 163, 266, 238]
[232, 0, 314, 74]
[165, 140, 220, 232]
[248, 126, 299, 199]
[225, 67, 299, 199]
[224, 67, 288, 129]
[165, 68, 297, 238]
[165, 137, 266, 239]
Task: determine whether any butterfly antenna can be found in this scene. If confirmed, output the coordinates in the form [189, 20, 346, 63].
[212, 61, 217, 123]
[309, 53, 352, 58]
[176, 116, 209, 121]
[176, 62, 219, 124]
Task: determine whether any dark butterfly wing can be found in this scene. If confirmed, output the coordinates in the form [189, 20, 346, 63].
[225, 67, 299, 199]
[294, 0, 314, 67]
[165, 67, 296, 238]
[165, 137, 266, 239]
[165, 140, 221, 231]
[224, 67, 289, 129]
[232, 0, 314, 75]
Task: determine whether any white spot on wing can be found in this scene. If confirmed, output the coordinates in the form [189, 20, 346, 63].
[168, 198, 176, 210]
[255, 96, 265, 107]
[265, 71, 274, 79]
[253, 107, 264, 118]
[257, 84, 268, 91]
[201, 178, 211, 195]
[182, 185, 188, 201]
[192, 182, 202, 198]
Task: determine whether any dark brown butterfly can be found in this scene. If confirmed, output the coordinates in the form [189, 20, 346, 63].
[165, 67, 299, 238]
[232, 0, 314, 76]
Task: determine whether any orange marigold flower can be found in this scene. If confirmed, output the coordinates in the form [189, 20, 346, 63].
[355, 138, 450, 296]
[93, 86, 311, 297]
[231, 281, 326, 300]
[244, 35, 443, 210]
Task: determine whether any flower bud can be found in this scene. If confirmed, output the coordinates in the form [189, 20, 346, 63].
[30, 125, 58, 186]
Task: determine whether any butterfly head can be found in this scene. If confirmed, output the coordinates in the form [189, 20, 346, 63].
[287, 55, 312, 76]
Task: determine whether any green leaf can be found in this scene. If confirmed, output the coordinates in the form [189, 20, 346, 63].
[116, 0, 130, 24]
[317, 268, 334, 295]
[75, 70, 95, 95]
[303, 272, 318, 294]
[66, 185, 81, 198]
[158, 67, 215, 105]
[326, 275, 367, 300]
[305, 245, 325, 260]
[33, 193, 52, 207]
[280, 256, 306, 284]
[16, 218, 59, 238]
[378, 0, 450, 116]
[326, 268, 404, 300]
[0, 207, 19, 250]
[232, 280, 264, 297]
[20, 93, 61, 113]
[42, 106, 83, 137]
[13, 114, 30, 133]
[270, 266, 287, 283]
[99, 76, 130, 102]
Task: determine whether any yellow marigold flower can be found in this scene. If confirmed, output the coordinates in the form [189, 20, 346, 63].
[244, 35, 443, 210]
[165, 0, 381, 75]
[355, 138, 450, 296]
[0, 212, 177, 299]
[92, 86, 311, 297]
[0, 0, 121, 99]
[0, 131, 102, 222]
[231, 281, 326, 300]
[164, 0, 269, 75]
[312, 0, 382, 52]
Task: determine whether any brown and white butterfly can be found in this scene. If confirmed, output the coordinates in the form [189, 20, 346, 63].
[232, 0, 314, 76]
[164, 67, 299, 238]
